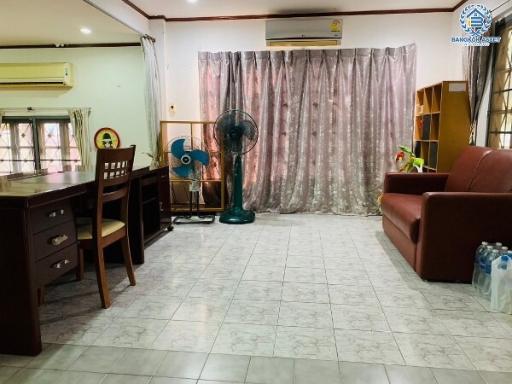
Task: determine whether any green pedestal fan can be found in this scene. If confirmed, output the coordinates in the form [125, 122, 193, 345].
[214, 110, 259, 224]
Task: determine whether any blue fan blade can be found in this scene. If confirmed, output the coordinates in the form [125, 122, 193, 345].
[170, 138, 186, 158]
[190, 150, 210, 166]
[173, 164, 193, 178]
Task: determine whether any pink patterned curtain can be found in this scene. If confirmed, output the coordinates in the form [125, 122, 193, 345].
[199, 45, 416, 215]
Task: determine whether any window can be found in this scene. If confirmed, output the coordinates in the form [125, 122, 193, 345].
[0, 117, 81, 176]
[488, 21, 512, 148]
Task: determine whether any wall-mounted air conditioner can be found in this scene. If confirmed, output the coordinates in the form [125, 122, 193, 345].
[0, 63, 73, 88]
[265, 17, 342, 47]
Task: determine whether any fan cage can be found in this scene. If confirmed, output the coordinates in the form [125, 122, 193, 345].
[214, 109, 259, 155]
[168, 136, 208, 180]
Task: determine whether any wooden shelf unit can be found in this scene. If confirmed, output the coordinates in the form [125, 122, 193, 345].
[413, 81, 471, 172]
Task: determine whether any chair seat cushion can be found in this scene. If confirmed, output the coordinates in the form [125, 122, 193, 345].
[380, 193, 423, 242]
[77, 218, 126, 240]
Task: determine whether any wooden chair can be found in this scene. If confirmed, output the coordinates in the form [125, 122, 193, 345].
[76, 146, 136, 308]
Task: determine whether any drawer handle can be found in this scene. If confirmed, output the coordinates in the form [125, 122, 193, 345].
[48, 209, 65, 218]
[51, 259, 71, 269]
[50, 234, 69, 246]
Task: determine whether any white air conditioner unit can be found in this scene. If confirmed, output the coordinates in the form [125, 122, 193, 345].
[266, 17, 342, 47]
[0, 63, 73, 88]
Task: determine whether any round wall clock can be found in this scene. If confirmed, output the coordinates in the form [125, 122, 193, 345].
[94, 127, 121, 149]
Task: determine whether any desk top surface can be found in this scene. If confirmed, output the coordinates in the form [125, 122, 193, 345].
[0, 165, 160, 198]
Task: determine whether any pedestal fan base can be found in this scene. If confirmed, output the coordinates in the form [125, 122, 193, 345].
[220, 208, 256, 224]
[173, 215, 216, 225]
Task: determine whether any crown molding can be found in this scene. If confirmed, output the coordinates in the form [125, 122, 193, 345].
[0, 42, 141, 49]
[120, 0, 465, 22]
[452, 0, 469, 12]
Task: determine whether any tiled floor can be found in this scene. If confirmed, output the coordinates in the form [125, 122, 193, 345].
[2, 214, 512, 383]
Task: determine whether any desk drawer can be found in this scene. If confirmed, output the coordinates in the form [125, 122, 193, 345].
[36, 245, 78, 286]
[33, 221, 76, 261]
[31, 200, 73, 234]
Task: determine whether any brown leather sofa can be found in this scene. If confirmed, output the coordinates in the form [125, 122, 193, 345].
[381, 146, 512, 282]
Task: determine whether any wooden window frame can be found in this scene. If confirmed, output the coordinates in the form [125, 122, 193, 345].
[0, 116, 80, 175]
[487, 16, 512, 148]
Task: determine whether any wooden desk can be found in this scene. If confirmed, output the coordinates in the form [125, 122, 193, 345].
[0, 165, 170, 355]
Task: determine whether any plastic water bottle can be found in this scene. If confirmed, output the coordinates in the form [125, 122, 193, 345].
[482, 249, 500, 298]
[477, 245, 494, 293]
[498, 255, 509, 270]
[499, 246, 509, 256]
[491, 254, 512, 313]
[473, 242, 488, 288]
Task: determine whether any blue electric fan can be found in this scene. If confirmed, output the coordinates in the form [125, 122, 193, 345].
[168, 137, 214, 224]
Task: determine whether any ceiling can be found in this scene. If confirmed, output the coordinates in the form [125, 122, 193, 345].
[129, 0, 462, 19]
[0, 0, 139, 46]
[0, 0, 462, 46]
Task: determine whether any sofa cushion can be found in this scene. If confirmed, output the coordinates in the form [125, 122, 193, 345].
[445, 146, 493, 192]
[470, 149, 512, 192]
[380, 193, 423, 242]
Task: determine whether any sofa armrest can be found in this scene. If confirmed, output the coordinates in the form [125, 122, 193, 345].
[383, 173, 449, 195]
[416, 192, 512, 281]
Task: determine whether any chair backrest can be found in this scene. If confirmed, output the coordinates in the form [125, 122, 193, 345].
[469, 149, 512, 192]
[445, 146, 493, 192]
[93, 146, 136, 237]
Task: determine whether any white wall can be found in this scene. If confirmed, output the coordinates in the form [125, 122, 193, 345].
[0, 46, 150, 164]
[165, 12, 456, 121]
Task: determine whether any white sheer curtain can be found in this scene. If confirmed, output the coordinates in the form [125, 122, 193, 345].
[199, 45, 417, 215]
[141, 35, 162, 166]
[68, 108, 92, 171]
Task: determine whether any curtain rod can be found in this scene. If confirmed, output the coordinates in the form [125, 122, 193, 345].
[0, 107, 79, 111]
[0, 107, 82, 116]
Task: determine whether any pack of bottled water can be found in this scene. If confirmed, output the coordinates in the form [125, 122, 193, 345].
[473, 241, 512, 314]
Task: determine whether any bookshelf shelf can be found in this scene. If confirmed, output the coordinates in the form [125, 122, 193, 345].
[413, 81, 471, 173]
